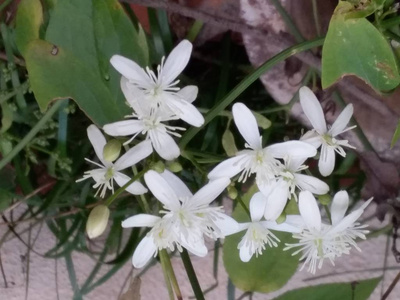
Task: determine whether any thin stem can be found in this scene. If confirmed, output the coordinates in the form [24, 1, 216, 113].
[160, 250, 182, 300]
[323, 205, 332, 224]
[381, 16, 400, 29]
[311, 0, 321, 37]
[180, 249, 205, 300]
[0, 100, 66, 170]
[159, 251, 174, 300]
[382, 271, 400, 300]
[179, 37, 325, 149]
[237, 196, 250, 218]
[104, 168, 148, 206]
[269, 0, 304, 42]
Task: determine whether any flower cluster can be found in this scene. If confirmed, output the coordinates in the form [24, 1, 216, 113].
[78, 40, 372, 274]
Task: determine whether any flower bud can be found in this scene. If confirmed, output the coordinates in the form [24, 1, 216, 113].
[318, 194, 331, 206]
[276, 212, 286, 224]
[227, 185, 238, 200]
[86, 205, 110, 239]
[151, 161, 165, 173]
[103, 139, 121, 162]
[166, 161, 182, 173]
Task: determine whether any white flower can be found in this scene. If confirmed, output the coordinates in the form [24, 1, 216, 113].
[76, 125, 152, 198]
[259, 156, 329, 221]
[299, 86, 356, 177]
[122, 170, 238, 268]
[236, 192, 302, 262]
[110, 40, 204, 127]
[284, 190, 372, 274]
[103, 110, 184, 161]
[208, 103, 317, 189]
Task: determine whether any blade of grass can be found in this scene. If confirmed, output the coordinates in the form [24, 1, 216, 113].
[148, 8, 165, 61]
[156, 9, 173, 53]
[0, 23, 26, 109]
[186, 20, 203, 42]
[179, 37, 325, 149]
[269, 0, 304, 42]
[0, 99, 66, 170]
[65, 253, 83, 300]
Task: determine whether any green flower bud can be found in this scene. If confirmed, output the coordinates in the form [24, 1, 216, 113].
[166, 161, 182, 173]
[318, 194, 331, 205]
[103, 139, 121, 162]
[276, 212, 287, 224]
[151, 161, 165, 173]
[86, 205, 110, 239]
[227, 186, 238, 200]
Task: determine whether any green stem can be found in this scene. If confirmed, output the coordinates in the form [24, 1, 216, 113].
[0, 100, 66, 170]
[237, 196, 250, 218]
[179, 37, 325, 149]
[323, 205, 332, 224]
[160, 249, 182, 300]
[180, 249, 204, 300]
[311, 0, 321, 37]
[104, 168, 148, 206]
[159, 250, 175, 300]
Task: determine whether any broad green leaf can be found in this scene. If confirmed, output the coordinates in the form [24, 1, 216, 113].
[25, 40, 125, 125]
[391, 119, 400, 148]
[222, 129, 238, 157]
[92, 0, 148, 109]
[223, 185, 298, 293]
[0, 189, 15, 212]
[343, 0, 385, 19]
[271, 277, 381, 300]
[322, 1, 400, 92]
[15, 0, 43, 56]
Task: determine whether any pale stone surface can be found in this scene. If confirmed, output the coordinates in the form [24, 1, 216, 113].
[0, 202, 398, 300]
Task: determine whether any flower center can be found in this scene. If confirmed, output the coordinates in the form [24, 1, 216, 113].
[322, 134, 337, 147]
[105, 167, 115, 181]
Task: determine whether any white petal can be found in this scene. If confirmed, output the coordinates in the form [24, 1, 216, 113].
[295, 174, 329, 195]
[330, 190, 349, 225]
[180, 235, 208, 257]
[287, 156, 307, 172]
[232, 103, 262, 149]
[329, 104, 353, 137]
[120, 77, 144, 111]
[329, 198, 374, 235]
[177, 85, 198, 103]
[264, 180, 289, 221]
[299, 86, 327, 134]
[161, 40, 192, 85]
[132, 236, 157, 268]
[213, 212, 240, 236]
[166, 96, 204, 127]
[190, 177, 230, 207]
[103, 120, 144, 137]
[87, 125, 107, 164]
[239, 238, 253, 262]
[284, 215, 305, 229]
[319, 144, 335, 177]
[208, 154, 248, 180]
[122, 214, 161, 228]
[261, 220, 302, 233]
[114, 172, 148, 195]
[301, 130, 323, 148]
[299, 191, 321, 231]
[110, 55, 151, 87]
[144, 170, 180, 210]
[249, 192, 268, 222]
[149, 130, 180, 161]
[114, 140, 152, 171]
[160, 169, 193, 198]
[267, 141, 316, 159]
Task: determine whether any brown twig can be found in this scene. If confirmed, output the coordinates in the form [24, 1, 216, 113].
[0, 52, 26, 67]
[382, 271, 400, 300]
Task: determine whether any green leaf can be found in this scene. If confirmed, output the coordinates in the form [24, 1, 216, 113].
[0, 189, 14, 212]
[25, 40, 126, 125]
[271, 277, 381, 300]
[15, 0, 43, 56]
[391, 119, 400, 148]
[92, 0, 148, 107]
[322, 1, 400, 92]
[223, 185, 298, 293]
